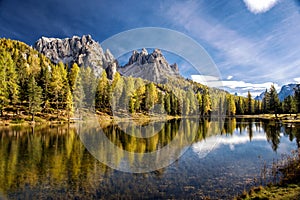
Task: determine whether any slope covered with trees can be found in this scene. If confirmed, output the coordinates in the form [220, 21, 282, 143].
[1, 38, 299, 122]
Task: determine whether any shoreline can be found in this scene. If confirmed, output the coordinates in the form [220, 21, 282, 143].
[1, 113, 300, 127]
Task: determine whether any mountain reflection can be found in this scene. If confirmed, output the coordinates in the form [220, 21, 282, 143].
[0, 119, 299, 198]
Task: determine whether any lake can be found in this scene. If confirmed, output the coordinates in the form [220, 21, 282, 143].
[0, 118, 299, 199]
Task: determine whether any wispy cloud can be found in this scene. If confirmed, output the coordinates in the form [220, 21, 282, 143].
[191, 75, 280, 96]
[243, 0, 280, 14]
[162, 0, 300, 88]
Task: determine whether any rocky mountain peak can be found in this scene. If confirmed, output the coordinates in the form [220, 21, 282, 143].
[34, 35, 115, 76]
[119, 48, 180, 83]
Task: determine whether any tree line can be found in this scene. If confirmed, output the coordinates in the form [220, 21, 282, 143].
[1, 38, 299, 121]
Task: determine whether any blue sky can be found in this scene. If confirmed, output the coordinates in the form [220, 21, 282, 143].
[1, 0, 300, 96]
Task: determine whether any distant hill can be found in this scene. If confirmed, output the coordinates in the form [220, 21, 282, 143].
[254, 91, 266, 101]
[255, 83, 299, 101]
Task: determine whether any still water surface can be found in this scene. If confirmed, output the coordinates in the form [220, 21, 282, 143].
[0, 118, 299, 199]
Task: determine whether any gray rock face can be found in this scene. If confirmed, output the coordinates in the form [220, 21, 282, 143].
[254, 91, 266, 101]
[278, 84, 298, 101]
[34, 35, 115, 76]
[118, 48, 180, 83]
[255, 83, 300, 101]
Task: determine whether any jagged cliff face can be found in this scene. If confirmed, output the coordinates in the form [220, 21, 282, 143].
[278, 84, 298, 101]
[118, 48, 180, 83]
[255, 83, 300, 101]
[34, 35, 115, 76]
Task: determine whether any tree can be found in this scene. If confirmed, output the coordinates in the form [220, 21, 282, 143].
[145, 82, 158, 111]
[111, 72, 124, 111]
[65, 89, 73, 120]
[5, 52, 19, 106]
[0, 51, 9, 115]
[269, 84, 280, 117]
[283, 95, 295, 115]
[254, 100, 261, 114]
[95, 71, 109, 112]
[38, 55, 52, 112]
[69, 63, 84, 110]
[196, 92, 203, 115]
[202, 87, 211, 116]
[246, 91, 253, 114]
[81, 66, 97, 109]
[58, 62, 70, 109]
[262, 89, 269, 113]
[295, 85, 300, 113]
[187, 89, 197, 115]
[50, 64, 64, 117]
[236, 97, 244, 115]
[27, 75, 43, 121]
[164, 93, 171, 115]
[226, 95, 236, 116]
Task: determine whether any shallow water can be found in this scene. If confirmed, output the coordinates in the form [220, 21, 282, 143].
[0, 118, 299, 199]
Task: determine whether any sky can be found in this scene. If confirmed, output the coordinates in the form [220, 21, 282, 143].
[1, 0, 300, 96]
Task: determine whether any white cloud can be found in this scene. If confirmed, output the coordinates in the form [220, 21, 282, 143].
[191, 75, 219, 82]
[243, 0, 280, 14]
[192, 75, 280, 96]
[192, 132, 267, 158]
[294, 77, 300, 83]
[227, 75, 233, 80]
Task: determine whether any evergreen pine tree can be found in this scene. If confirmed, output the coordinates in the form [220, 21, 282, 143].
[269, 84, 280, 117]
[247, 91, 253, 114]
[295, 85, 300, 113]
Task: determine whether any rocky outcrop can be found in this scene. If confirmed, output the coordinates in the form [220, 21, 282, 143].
[34, 35, 115, 76]
[255, 83, 300, 101]
[278, 84, 299, 101]
[118, 48, 180, 83]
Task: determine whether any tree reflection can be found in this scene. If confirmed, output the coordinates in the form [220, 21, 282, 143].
[0, 119, 300, 198]
[262, 120, 281, 151]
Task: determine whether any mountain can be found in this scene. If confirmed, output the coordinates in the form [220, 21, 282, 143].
[34, 35, 115, 77]
[278, 84, 298, 101]
[255, 83, 299, 101]
[254, 91, 266, 101]
[118, 48, 180, 83]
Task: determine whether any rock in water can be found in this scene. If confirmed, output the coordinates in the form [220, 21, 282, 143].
[118, 48, 180, 83]
[34, 35, 115, 76]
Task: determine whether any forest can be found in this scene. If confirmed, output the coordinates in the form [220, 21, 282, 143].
[0, 38, 300, 122]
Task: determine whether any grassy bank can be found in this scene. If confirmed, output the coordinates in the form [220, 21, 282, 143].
[0, 110, 183, 127]
[236, 113, 300, 122]
[237, 149, 300, 200]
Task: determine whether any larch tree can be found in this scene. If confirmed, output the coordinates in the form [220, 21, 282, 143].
[145, 82, 158, 112]
[0, 50, 8, 116]
[202, 87, 211, 116]
[5, 51, 19, 107]
[95, 71, 109, 112]
[39, 55, 51, 112]
[50, 64, 64, 117]
[69, 63, 84, 111]
[27, 75, 43, 122]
